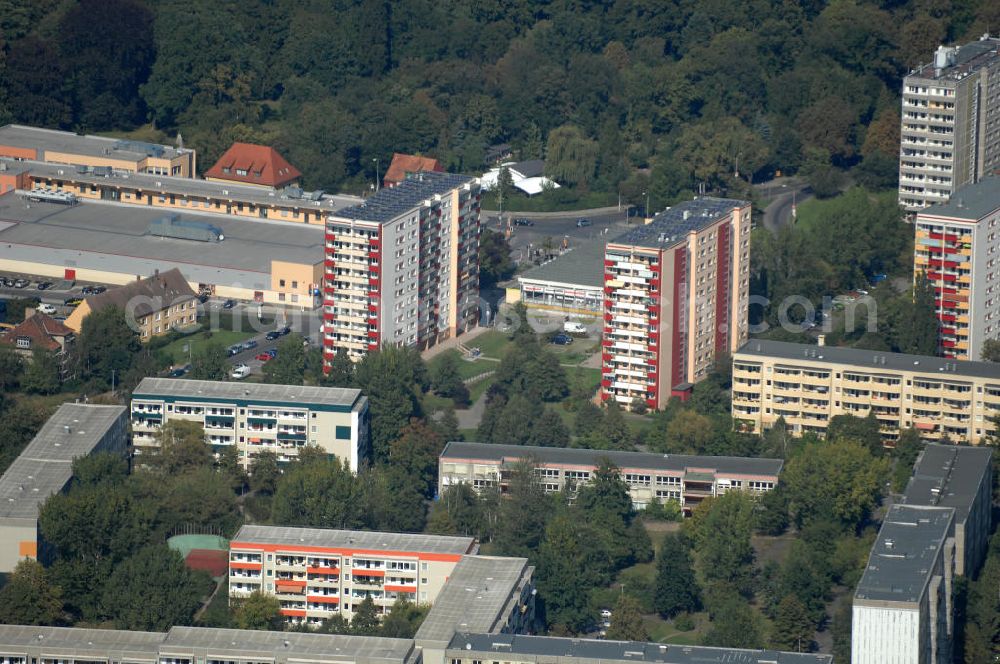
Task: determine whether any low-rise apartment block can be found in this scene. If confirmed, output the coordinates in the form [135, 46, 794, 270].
[901, 443, 993, 576]
[131, 378, 369, 470]
[228, 525, 477, 625]
[913, 175, 1000, 360]
[0, 404, 127, 572]
[446, 632, 832, 664]
[852, 505, 956, 664]
[0, 123, 196, 177]
[732, 339, 1000, 445]
[0, 625, 418, 664]
[601, 197, 751, 410]
[323, 172, 480, 362]
[438, 442, 781, 514]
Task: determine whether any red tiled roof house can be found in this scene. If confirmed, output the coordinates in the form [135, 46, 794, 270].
[205, 143, 302, 189]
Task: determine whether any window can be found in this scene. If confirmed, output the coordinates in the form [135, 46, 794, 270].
[15, 336, 30, 349]
[280, 279, 286, 287]
[336, 426, 351, 440]
[292, 281, 299, 289]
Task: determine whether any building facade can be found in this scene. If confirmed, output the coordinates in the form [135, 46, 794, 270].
[913, 176, 1000, 360]
[899, 37, 1000, 211]
[732, 339, 1000, 445]
[0, 404, 127, 572]
[323, 172, 480, 362]
[227, 525, 477, 625]
[438, 442, 781, 514]
[601, 197, 751, 410]
[131, 378, 369, 470]
[852, 505, 956, 664]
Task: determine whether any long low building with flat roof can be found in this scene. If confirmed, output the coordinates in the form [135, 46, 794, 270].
[901, 443, 993, 577]
[0, 404, 127, 572]
[438, 441, 782, 513]
[852, 504, 956, 664]
[0, 195, 326, 307]
[0, 624, 419, 664]
[732, 339, 1000, 445]
[228, 524, 478, 625]
[514, 235, 622, 316]
[131, 378, 369, 470]
[446, 632, 832, 664]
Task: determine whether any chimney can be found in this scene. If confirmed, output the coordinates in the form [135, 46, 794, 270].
[817, 334, 825, 347]
[24, 307, 36, 322]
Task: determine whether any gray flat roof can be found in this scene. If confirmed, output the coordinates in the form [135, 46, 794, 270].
[232, 524, 476, 555]
[735, 339, 1000, 381]
[0, 625, 163, 658]
[917, 175, 1000, 220]
[0, 196, 325, 287]
[855, 504, 954, 604]
[134, 377, 364, 410]
[0, 404, 124, 520]
[901, 443, 993, 523]
[908, 38, 1000, 81]
[20, 158, 361, 213]
[447, 633, 832, 664]
[441, 442, 783, 478]
[162, 626, 414, 662]
[335, 172, 474, 223]
[0, 124, 187, 162]
[519, 235, 624, 289]
[613, 197, 747, 250]
[416, 556, 531, 645]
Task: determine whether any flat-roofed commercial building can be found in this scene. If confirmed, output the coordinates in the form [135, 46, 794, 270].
[0, 404, 127, 572]
[323, 172, 480, 362]
[601, 197, 751, 410]
[732, 339, 1000, 444]
[901, 443, 993, 576]
[0, 124, 196, 177]
[0, 625, 418, 664]
[438, 441, 781, 514]
[852, 505, 956, 664]
[131, 378, 369, 470]
[415, 556, 535, 664]
[445, 633, 832, 664]
[0, 195, 326, 307]
[898, 38, 1000, 211]
[516, 236, 619, 316]
[228, 525, 478, 625]
[913, 176, 1000, 360]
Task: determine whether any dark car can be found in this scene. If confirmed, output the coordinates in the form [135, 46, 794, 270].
[81, 286, 94, 295]
[227, 344, 242, 357]
[168, 364, 190, 378]
[222, 299, 236, 309]
[197, 293, 210, 303]
[91, 285, 107, 294]
[550, 333, 574, 345]
[576, 218, 591, 227]
[266, 348, 278, 358]
[242, 339, 258, 351]
[277, 326, 291, 336]
[265, 330, 281, 341]
[36, 282, 53, 290]
[513, 217, 534, 226]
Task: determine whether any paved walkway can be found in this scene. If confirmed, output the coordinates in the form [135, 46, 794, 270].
[421, 325, 492, 360]
[456, 390, 489, 430]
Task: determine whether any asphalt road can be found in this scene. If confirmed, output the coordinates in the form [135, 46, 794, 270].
[754, 178, 812, 233]
[484, 208, 638, 263]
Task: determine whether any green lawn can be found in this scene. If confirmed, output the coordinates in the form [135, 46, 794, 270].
[475, 330, 515, 359]
[428, 349, 496, 380]
[160, 329, 256, 365]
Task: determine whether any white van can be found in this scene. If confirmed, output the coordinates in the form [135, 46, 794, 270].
[564, 321, 587, 334]
[230, 364, 250, 380]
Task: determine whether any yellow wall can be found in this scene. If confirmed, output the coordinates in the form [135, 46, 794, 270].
[63, 299, 91, 333]
[271, 260, 322, 306]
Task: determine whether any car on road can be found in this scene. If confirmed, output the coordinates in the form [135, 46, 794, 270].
[81, 286, 94, 295]
[256, 352, 273, 362]
[265, 330, 281, 341]
[266, 348, 278, 358]
[36, 282, 53, 290]
[576, 218, 591, 227]
[242, 339, 258, 351]
[227, 344, 243, 357]
[277, 325, 291, 336]
[550, 333, 574, 345]
[1, 278, 13, 287]
[231, 364, 250, 380]
[92, 285, 106, 294]
[37, 303, 57, 315]
[63, 297, 83, 307]
[168, 364, 190, 378]
[513, 217, 534, 226]
[222, 299, 236, 309]
[13, 279, 28, 288]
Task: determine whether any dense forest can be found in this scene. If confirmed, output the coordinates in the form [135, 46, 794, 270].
[0, 0, 997, 202]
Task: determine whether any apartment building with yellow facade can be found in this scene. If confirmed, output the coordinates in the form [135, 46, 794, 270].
[323, 172, 480, 362]
[914, 175, 1000, 360]
[732, 339, 1000, 445]
[0, 124, 196, 176]
[601, 197, 751, 410]
[227, 525, 478, 626]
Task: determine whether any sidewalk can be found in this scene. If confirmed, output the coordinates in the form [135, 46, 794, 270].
[421, 325, 492, 361]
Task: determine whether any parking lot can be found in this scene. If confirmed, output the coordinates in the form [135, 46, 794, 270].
[483, 209, 637, 265]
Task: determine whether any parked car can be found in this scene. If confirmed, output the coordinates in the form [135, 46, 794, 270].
[576, 218, 591, 227]
[266, 348, 278, 358]
[227, 344, 242, 357]
[256, 352, 273, 362]
[242, 339, 258, 351]
[91, 285, 106, 294]
[265, 330, 281, 341]
[222, 299, 236, 309]
[63, 297, 83, 307]
[81, 286, 94, 295]
[2, 277, 13, 287]
[197, 293, 210, 303]
[36, 282, 53, 290]
[277, 325, 291, 336]
[13, 279, 28, 288]
[513, 217, 534, 226]
[37, 303, 57, 315]
[230, 364, 250, 380]
[563, 321, 587, 334]
[550, 333, 574, 345]
[168, 364, 190, 378]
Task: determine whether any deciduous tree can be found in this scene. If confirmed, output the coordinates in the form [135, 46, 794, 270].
[234, 590, 282, 630]
[0, 559, 63, 625]
[654, 533, 700, 618]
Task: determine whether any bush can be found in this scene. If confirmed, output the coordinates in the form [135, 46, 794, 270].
[674, 613, 695, 632]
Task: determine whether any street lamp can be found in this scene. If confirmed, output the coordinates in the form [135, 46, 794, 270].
[373, 157, 380, 192]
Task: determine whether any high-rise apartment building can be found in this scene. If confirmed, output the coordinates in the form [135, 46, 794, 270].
[732, 339, 1000, 445]
[323, 172, 480, 363]
[601, 197, 751, 410]
[899, 36, 1000, 211]
[131, 378, 369, 470]
[914, 176, 1000, 360]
